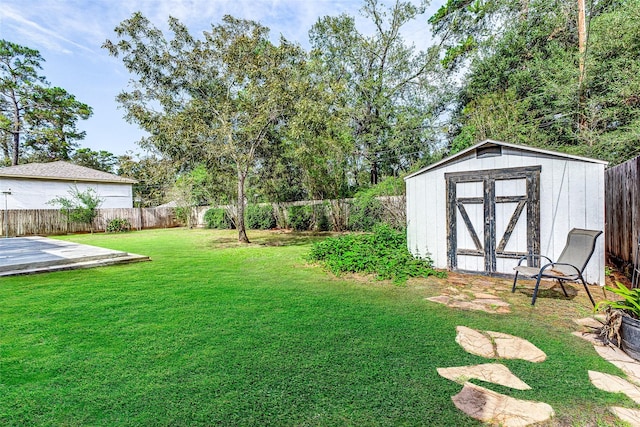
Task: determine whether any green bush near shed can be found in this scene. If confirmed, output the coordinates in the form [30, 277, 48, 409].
[309, 224, 445, 283]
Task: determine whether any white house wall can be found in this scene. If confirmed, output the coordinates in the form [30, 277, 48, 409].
[406, 146, 605, 284]
[0, 179, 133, 209]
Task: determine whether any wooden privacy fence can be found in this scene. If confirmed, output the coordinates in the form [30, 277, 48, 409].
[0, 207, 180, 237]
[605, 155, 640, 268]
[193, 196, 406, 232]
[0, 196, 406, 237]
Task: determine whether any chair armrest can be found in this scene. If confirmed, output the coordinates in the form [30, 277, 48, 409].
[515, 254, 553, 267]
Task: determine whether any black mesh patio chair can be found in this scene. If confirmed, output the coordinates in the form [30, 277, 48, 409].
[512, 228, 602, 306]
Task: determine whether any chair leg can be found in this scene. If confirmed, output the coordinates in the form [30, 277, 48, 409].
[531, 276, 543, 305]
[512, 271, 519, 293]
[580, 276, 596, 307]
[557, 279, 569, 297]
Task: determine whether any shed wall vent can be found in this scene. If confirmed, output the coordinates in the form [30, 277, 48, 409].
[476, 145, 502, 158]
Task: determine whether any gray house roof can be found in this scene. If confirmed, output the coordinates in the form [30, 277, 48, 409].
[405, 139, 608, 180]
[0, 161, 137, 184]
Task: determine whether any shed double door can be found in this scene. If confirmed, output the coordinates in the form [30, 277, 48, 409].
[445, 166, 541, 275]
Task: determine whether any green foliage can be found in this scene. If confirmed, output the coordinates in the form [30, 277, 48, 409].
[104, 13, 306, 243]
[48, 185, 103, 231]
[71, 148, 117, 173]
[0, 40, 92, 165]
[287, 205, 313, 231]
[595, 282, 640, 319]
[203, 208, 234, 229]
[173, 206, 190, 226]
[117, 153, 175, 208]
[309, 224, 445, 283]
[310, 0, 441, 185]
[367, 176, 405, 196]
[245, 204, 276, 230]
[106, 218, 131, 233]
[316, 205, 331, 232]
[348, 190, 384, 232]
[439, 0, 640, 165]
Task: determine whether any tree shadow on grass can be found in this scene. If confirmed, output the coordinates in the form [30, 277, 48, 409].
[206, 231, 336, 249]
[515, 282, 580, 303]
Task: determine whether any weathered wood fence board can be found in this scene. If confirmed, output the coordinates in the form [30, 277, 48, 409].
[0, 207, 181, 236]
[605, 155, 640, 267]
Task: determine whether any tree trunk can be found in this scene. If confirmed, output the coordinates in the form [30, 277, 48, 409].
[577, 0, 588, 138]
[370, 157, 379, 185]
[11, 129, 19, 166]
[11, 99, 20, 166]
[236, 169, 250, 243]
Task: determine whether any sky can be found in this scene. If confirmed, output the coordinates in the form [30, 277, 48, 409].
[0, 0, 443, 157]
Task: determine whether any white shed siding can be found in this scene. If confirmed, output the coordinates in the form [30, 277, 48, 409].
[406, 142, 605, 285]
[0, 178, 134, 209]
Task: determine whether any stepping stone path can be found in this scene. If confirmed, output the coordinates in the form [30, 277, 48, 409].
[438, 326, 554, 426]
[437, 363, 531, 390]
[427, 288, 511, 314]
[574, 316, 640, 425]
[455, 326, 547, 362]
[452, 382, 554, 427]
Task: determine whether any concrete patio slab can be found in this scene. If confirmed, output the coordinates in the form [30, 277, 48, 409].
[0, 236, 149, 276]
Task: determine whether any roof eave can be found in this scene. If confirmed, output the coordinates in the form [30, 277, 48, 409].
[0, 174, 137, 184]
[404, 139, 608, 181]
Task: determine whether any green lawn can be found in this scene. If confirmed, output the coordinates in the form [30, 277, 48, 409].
[0, 228, 632, 426]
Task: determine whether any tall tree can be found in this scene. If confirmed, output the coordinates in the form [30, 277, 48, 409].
[432, 0, 640, 163]
[104, 14, 305, 242]
[310, 0, 441, 185]
[26, 86, 93, 160]
[70, 148, 117, 173]
[0, 40, 92, 165]
[0, 40, 45, 165]
[117, 153, 176, 207]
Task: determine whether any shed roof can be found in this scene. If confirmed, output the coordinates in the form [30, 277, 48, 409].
[405, 139, 608, 180]
[0, 161, 137, 184]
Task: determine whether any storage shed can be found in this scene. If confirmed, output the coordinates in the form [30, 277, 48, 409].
[0, 161, 137, 209]
[405, 140, 607, 285]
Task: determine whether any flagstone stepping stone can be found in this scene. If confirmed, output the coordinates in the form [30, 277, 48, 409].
[437, 363, 531, 390]
[426, 295, 511, 314]
[572, 331, 607, 346]
[456, 326, 496, 358]
[451, 382, 555, 427]
[573, 317, 604, 329]
[426, 295, 451, 305]
[456, 326, 547, 362]
[487, 331, 547, 363]
[589, 371, 640, 404]
[474, 292, 498, 299]
[609, 407, 640, 425]
[594, 345, 640, 386]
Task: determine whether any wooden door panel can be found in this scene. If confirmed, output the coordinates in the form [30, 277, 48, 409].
[446, 166, 541, 274]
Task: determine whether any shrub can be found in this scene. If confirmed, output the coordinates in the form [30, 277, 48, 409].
[48, 185, 103, 232]
[106, 218, 131, 233]
[246, 204, 276, 230]
[316, 204, 331, 232]
[204, 208, 234, 229]
[288, 205, 313, 231]
[308, 224, 445, 283]
[348, 191, 384, 232]
[174, 206, 191, 226]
